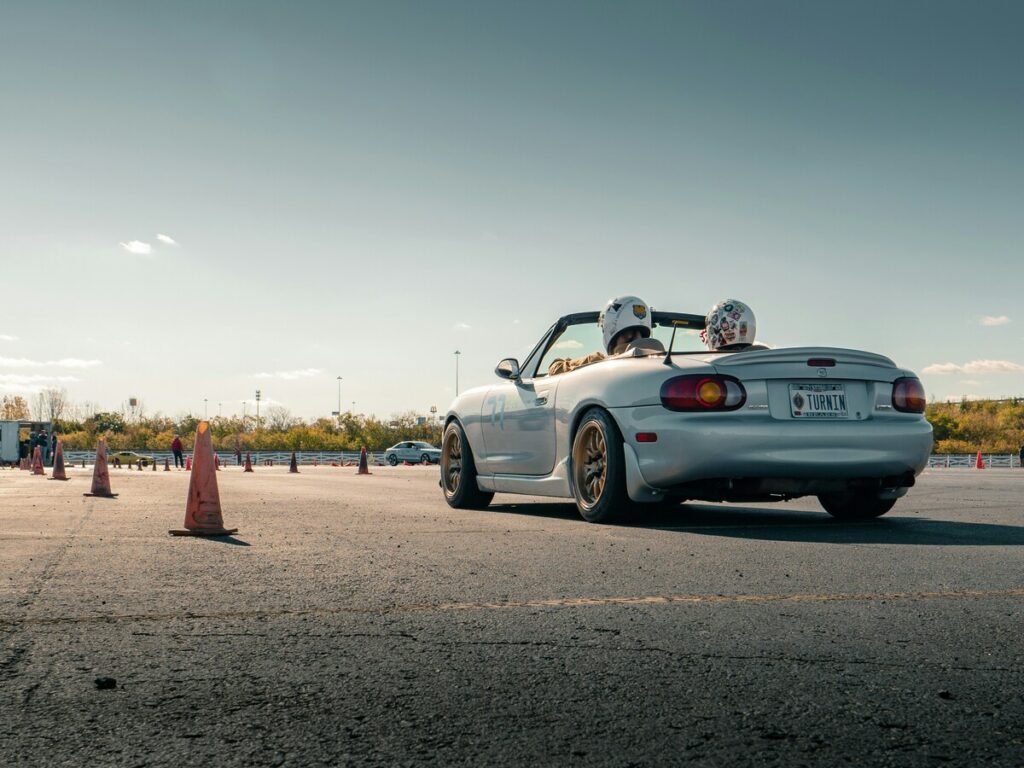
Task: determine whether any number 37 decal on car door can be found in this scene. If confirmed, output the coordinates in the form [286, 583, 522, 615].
[487, 394, 507, 430]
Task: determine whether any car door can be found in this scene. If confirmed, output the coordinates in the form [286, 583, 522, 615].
[478, 376, 558, 476]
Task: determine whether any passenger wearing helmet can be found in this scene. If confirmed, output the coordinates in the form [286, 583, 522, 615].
[548, 295, 652, 376]
[703, 299, 756, 351]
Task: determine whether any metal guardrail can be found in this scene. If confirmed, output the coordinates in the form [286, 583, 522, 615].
[927, 454, 1022, 469]
[63, 450, 398, 465]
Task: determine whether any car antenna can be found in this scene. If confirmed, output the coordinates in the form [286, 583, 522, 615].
[664, 320, 685, 366]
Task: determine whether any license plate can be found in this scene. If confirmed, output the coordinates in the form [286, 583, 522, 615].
[789, 383, 848, 419]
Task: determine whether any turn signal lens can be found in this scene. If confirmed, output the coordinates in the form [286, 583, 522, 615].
[660, 375, 746, 412]
[635, 432, 658, 443]
[892, 377, 926, 413]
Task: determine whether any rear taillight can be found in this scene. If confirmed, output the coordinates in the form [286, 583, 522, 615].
[892, 377, 926, 413]
[660, 375, 746, 411]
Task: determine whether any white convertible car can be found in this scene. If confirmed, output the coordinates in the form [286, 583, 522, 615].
[440, 310, 933, 523]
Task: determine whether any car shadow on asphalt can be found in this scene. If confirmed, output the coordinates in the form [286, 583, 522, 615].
[485, 501, 1024, 546]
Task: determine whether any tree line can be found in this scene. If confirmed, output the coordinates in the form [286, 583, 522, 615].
[2, 394, 442, 452]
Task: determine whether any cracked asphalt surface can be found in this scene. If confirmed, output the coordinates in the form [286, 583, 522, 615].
[2, 464, 1023, 766]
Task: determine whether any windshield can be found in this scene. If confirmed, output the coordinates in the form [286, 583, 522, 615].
[536, 320, 707, 377]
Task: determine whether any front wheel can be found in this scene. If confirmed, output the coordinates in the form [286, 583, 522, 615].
[387, 454, 398, 466]
[571, 409, 633, 523]
[420, 453, 432, 465]
[440, 421, 493, 509]
[818, 491, 897, 520]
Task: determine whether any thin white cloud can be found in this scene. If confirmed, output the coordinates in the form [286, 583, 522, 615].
[0, 374, 80, 385]
[553, 339, 584, 350]
[241, 396, 283, 407]
[254, 368, 322, 380]
[980, 315, 1010, 327]
[0, 356, 102, 369]
[453, 322, 472, 330]
[156, 233, 178, 246]
[923, 359, 1024, 375]
[0, 373, 79, 394]
[119, 240, 153, 255]
[0, 334, 16, 341]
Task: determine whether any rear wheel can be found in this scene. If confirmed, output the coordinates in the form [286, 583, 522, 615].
[420, 453, 432, 465]
[818, 491, 896, 520]
[441, 421, 493, 510]
[387, 454, 398, 466]
[571, 409, 633, 523]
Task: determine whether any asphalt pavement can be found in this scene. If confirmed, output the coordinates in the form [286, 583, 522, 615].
[1, 464, 1023, 766]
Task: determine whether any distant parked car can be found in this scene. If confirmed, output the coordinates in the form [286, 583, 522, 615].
[385, 441, 441, 465]
[109, 450, 154, 467]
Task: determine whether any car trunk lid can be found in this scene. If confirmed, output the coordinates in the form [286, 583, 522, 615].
[705, 347, 903, 422]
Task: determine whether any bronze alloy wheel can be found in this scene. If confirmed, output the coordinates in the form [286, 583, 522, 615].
[572, 420, 608, 511]
[442, 428, 462, 496]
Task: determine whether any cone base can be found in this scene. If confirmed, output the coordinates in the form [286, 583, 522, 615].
[169, 528, 239, 537]
[83, 492, 118, 498]
[49, 477, 69, 481]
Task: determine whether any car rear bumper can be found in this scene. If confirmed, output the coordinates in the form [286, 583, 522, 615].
[614, 407, 934, 492]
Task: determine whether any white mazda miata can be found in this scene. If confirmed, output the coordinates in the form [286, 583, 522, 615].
[440, 310, 933, 523]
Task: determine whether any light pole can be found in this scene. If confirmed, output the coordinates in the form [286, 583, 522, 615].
[218, 402, 222, 418]
[204, 398, 208, 419]
[333, 376, 342, 418]
[454, 350, 461, 396]
[430, 405, 438, 422]
[255, 389, 261, 431]
[242, 401, 247, 430]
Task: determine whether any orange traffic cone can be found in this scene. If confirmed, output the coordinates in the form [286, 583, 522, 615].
[164, 457, 171, 471]
[289, 452, 299, 473]
[185, 454, 191, 471]
[31, 446, 45, 476]
[83, 439, 117, 498]
[976, 451, 985, 469]
[357, 446, 372, 475]
[170, 421, 237, 536]
[243, 452, 253, 472]
[50, 441, 68, 481]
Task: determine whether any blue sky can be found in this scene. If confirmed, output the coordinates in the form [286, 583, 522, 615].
[1, 0, 1021, 419]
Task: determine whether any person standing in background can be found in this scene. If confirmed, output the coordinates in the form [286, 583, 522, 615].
[171, 434, 184, 469]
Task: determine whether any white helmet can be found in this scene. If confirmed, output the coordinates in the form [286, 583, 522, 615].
[599, 295, 652, 353]
[704, 299, 756, 351]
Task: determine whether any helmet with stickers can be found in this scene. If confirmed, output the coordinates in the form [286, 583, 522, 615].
[599, 295, 652, 354]
[704, 299, 756, 351]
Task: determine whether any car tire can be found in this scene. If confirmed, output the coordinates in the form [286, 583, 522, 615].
[387, 454, 398, 466]
[818, 491, 897, 520]
[420, 453, 432, 465]
[440, 421, 493, 510]
[570, 408, 633, 523]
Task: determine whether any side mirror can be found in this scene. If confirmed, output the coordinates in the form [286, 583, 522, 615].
[494, 358, 521, 380]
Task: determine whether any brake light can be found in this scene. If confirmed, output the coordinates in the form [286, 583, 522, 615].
[892, 377, 926, 413]
[807, 358, 835, 367]
[660, 375, 746, 411]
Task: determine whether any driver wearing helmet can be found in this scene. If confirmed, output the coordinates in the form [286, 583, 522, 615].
[548, 295, 653, 376]
[703, 299, 757, 351]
